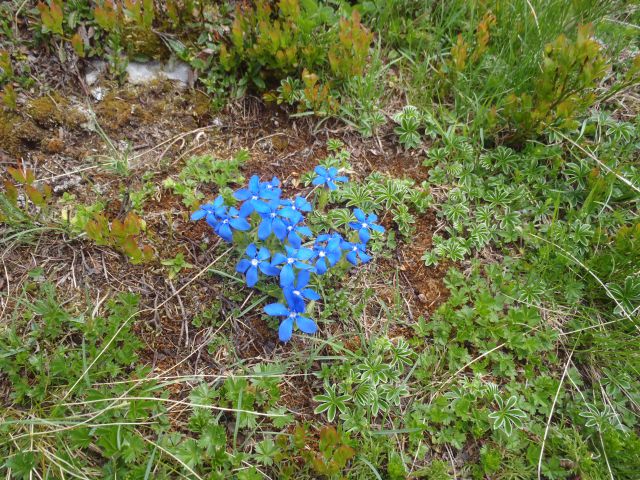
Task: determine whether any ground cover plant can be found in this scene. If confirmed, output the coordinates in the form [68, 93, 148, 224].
[1, 0, 640, 479]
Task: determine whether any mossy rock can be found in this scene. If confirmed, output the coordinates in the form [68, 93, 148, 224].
[0, 110, 46, 156]
[123, 27, 168, 61]
[95, 93, 133, 131]
[27, 94, 68, 128]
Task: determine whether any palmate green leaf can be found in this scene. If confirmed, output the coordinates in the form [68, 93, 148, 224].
[198, 423, 226, 455]
[6, 451, 37, 479]
[489, 394, 527, 436]
[190, 382, 217, 407]
[313, 384, 350, 422]
[176, 438, 202, 468]
[357, 355, 390, 384]
[606, 275, 640, 316]
[352, 381, 374, 407]
[254, 438, 280, 466]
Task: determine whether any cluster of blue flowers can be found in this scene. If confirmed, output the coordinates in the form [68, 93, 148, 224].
[191, 166, 384, 342]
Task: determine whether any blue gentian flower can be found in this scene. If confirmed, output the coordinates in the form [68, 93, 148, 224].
[191, 196, 226, 223]
[260, 176, 282, 199]
[233, 175, 264, 216]
[313, 234, 343, 274]
[348, 209, 385, 243]
[311, 166, 348, 190]
[192, 197, 250, 242]
[283, 270, 321, 312]
[236, 243, 280, 287]
[283, 216, 312, 248]
[254, 199, 287, 241]
[213, 206, 251, 242]
[264, 302, 317, 342]
[341, 240, 371, 265]
[271, 245, 314, 286]
[280, 196, 312, 218]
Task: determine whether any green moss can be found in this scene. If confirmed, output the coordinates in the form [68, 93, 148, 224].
[95, 93, 132, 131]
[0, 110, 46, 156]
[27, 94, 67, 128]
[123, 27, 168, 60]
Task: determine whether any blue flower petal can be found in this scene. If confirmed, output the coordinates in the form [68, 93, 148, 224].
[297, 247, 314, 261]
[272, 253, 287, 265]
[296, 270, 310, 288]
[259, 262, 280, 276]
[272, 218, 287, 241]
[217, 223, 233, 242]
[278, 317, 295, 342]
[297, 226, 312, 237]
[239, 201, 254, 217]
[236, 259, 251, 273]
[280, 264, 295, 286]
[191, 209, 207, 221]
[314, 166, 328, 177]
[315, 258, 328, 274]
[257, 219, 272, 240]
[295, 316, 317, 335]
[287, 232, 302, 248]
[265, 303, 289, 316]
[253, 201, 271, 215]
[233, 188, 251, 201]
[359, 228, 371, 243]
[246, 266, 259, 287]
[358, 250, 372, 263]
[302, 288, 321, 301]
[257, 247, 270, 261]
[284, 289, 298, 310]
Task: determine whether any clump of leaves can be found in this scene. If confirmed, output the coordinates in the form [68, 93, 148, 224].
[85, 211, 154, 264]
[291, 425, 355, 477]
[504, 24, 609, 136]
[220, 0, 371, 92]
[165, 149, 248, 208]
[1, 165, 52, 225]
[264, 69, 339, 115]
[393, 105, 422, 149]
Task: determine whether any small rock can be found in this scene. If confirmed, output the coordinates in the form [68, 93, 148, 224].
[418, 293, 428, 303]
[90, 86, 106, 101]
[85, 59, 107, 86]
[53, 175, 82, 194]
[127, 61, 163, 84]
[126, 59, 193, 86]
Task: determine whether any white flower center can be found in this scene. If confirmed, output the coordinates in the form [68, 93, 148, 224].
[318, 251, 326, 257]
[287, 226, 293, 231]
[270, 212, 276, 218]
[293, 290, 301, 296]
[251, 195, 258, 200]
[288, 312, 296, 318]
[223, 219, 229, 224]
[292, 205, 297, 210]
[362, 223, 368, 228]
[251, 259, 258, 267]
[352, 246, 357, 251]
[287, 258, 294, 264]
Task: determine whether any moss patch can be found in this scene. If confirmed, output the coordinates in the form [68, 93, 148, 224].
[27, 94, 67, 128]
